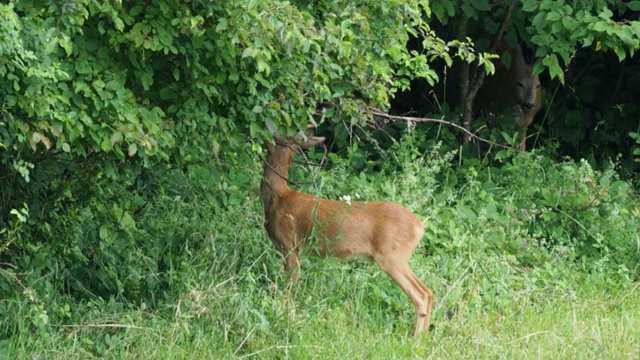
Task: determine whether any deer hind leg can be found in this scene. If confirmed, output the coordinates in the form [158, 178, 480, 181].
[374, 257, 433, 337]
[409, 271, 433, 337]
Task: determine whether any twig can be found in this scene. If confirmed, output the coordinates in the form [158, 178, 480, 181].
[368, 107, 521, 152]
[507, 330, 558, 344]
[234, 325, 257, 357]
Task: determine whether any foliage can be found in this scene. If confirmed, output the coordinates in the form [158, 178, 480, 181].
[392, 0, 640, 169]
[429, 0, 640, 82]
[1, 0, 640, 358]
[0, 0, 469, 170]
[0, 0, 479, 353]
[632, 131, 640, 164]
[1, 129, 639, 358]
[547, 51, 640, 173]
[0, 0, 459, 304]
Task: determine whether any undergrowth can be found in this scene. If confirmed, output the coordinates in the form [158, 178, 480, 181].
[1, 132, 639, 359]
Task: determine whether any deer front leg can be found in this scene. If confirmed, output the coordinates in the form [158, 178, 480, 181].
[281, 246, 301, 295]
[518, 128, 528, 151]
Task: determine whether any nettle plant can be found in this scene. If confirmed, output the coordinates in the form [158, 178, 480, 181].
[493, 154, 638, 271]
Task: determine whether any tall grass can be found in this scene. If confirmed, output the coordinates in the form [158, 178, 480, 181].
[2, 136, 639, 359]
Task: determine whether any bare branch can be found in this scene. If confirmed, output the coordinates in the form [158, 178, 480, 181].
[368, 107, 521, 152]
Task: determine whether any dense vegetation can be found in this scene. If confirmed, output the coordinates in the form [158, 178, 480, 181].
[1, 0, 639, 358]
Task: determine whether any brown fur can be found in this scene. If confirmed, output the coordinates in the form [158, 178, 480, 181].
[260, 133, 433, 337]
[477, 38, 542, 151]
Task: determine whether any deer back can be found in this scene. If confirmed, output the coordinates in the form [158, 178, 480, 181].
[260, 135, 423, 260]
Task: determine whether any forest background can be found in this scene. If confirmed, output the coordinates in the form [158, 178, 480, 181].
[1, 0, 640, 358]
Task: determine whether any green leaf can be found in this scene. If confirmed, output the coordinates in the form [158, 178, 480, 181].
[128, 143, 138, 157]
[130, 5, 144, 16]
[75, 59, 91, 74]
[110, 132, 123, 146]
[545, 54, 565, 83]
[562, 17, 579, 31]
[119, 211, 135, 229]
[101, 138, 113, 152]
[485, 202, 497, 218]
[32, 132, 42, 144]
[92, 79, 105, 90]
[532, 11, 548, 29]
[610, 181, 630, 195]
[159, 87, 175, 99]
[265, 118, 277, 134]
[547, 12, 562, 21]
[58, 36, 73, 56]
[158, 29, 173, 47]
[256, 59, 270, 75]
[540, 188, 559, 206]
[159, 1, 171, 14]
[114, 17, 125, 32]
[456, 204, 477, 223]
[140, 72, 153, 90]
[593, 21, 608, 32]
[99, 224, 115, 241]
[473, 0, 491, 11]
[216, 18, 228, 32]
[10, 208, 27, 222]
[431, 2, 445, 21]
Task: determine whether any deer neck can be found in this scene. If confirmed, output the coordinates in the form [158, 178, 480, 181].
[260, 144, 294, 210]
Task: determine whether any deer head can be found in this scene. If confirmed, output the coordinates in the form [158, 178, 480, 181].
[477, 39, 543, 151]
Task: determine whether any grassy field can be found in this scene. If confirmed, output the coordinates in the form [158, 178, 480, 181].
[2, 144, 639, 359]
[4, 252, 639, 359]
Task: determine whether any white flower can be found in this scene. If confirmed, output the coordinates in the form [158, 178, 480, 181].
[340, 194, 352, 205]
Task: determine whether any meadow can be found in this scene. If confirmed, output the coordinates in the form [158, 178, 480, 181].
[3, 136, 639, 359]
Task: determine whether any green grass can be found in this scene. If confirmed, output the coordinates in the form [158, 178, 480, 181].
[2, 141, 639, 359]
[3, 253, 640, 359]
[430, 286, 640, 359]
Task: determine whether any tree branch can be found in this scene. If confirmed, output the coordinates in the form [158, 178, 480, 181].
[460, 3, 514, 149]
[368, 107, 521, 152]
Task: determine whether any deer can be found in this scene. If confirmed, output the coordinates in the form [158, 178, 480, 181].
[260, 129, 433, 338]
[477, 38, 542, 151]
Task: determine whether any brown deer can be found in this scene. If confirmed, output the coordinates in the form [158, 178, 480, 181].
[477, 38, 542, 151]
[260, 130, 433, 337]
